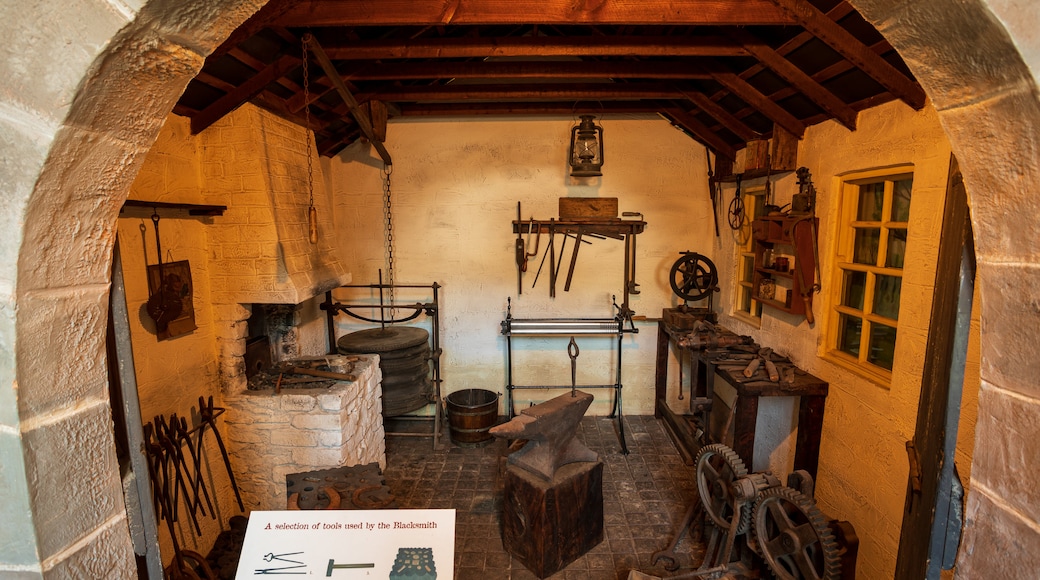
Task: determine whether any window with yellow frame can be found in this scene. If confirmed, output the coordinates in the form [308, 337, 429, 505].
[827, 168, 913, 378]
[733, 185, 767, 321]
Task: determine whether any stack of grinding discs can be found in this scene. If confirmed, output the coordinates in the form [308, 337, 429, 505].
[337, 326, 434, 417]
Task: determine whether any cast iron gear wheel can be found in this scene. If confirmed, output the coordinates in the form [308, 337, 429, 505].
[751, 486, 842, 580]
[696, 443, 751, 534]
[669, 253, 719, 302]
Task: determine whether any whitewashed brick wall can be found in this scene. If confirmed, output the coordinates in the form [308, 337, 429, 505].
[222, 356, 385, 510]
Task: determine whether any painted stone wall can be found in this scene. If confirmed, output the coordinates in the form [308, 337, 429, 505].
[115, 109, 353, 559]
[325, 115, 716, 419]
[713, 100, 981, 578]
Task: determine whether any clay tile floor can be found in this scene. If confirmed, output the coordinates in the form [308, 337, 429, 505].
[383, 416, 707, 579]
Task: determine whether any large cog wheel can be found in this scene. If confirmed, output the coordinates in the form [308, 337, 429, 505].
[696, 443, 750, 534]
[751, 486, 841, 580]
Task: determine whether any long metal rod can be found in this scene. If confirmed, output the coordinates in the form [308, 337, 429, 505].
[302, 34, 392, 166]
[111, 240, 164, 578]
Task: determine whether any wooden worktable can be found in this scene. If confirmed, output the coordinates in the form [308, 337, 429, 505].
[654, 320, 828, 480]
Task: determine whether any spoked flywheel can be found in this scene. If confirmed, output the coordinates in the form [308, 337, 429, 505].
[752, 486, 842, 580]
[669, 252, 719, 302]
[696, 443, 751, 534]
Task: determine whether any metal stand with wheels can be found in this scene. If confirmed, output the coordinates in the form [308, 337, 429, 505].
[321, 280, 443, 449]
[500, 297, 637, 454]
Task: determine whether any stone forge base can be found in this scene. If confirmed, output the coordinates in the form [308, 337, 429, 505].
[502, 460, 604, 578]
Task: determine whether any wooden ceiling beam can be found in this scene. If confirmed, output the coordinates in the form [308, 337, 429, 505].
[661, 106, 737, 160]
[320, 36, 747, 60]
[304, 34, 393, 165]
[277, 0, 795, 27]
[341, 60, 717, 81]
[707, 68, 806, 138]
[191, 54, 301, 134]
[672, 87, 762, 142]
[765, 0, 926, 109]
[395, 102, 660, 116]
[730, 29, 858, 130]
[210, 0, 304, 58]
[735, 1, 856, 83]
[363, 82, 685, 102]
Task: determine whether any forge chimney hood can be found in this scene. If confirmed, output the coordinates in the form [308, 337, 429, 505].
[202, 106, 351, 305]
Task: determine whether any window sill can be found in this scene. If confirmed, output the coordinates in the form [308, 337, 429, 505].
[730, 311, 762, 329]
[821, 350, 892, 389]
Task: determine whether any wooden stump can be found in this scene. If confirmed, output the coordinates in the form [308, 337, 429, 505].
[502, 460, 604, 578]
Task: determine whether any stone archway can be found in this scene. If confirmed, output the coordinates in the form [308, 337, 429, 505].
[1, 0, 1037, 575]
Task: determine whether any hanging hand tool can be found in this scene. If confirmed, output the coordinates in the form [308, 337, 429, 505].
[146, 211, 183, 332]
[524, 217, 540, 269]
[622, 212, 642, 296]
[199, 396, 244, 512]
[515, 202, 525, 296]
[548, 219, 557, 298]
[568, 337, 580, 397]
[706, 149, 720, 237]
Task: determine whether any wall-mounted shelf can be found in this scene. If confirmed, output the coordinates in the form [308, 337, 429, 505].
[121, 200, 227, 217]
[751, 215, 817, 319]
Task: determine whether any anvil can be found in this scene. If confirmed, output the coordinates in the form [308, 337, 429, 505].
[490, 390, 598, 481]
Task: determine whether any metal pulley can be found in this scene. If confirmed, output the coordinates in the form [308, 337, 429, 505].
[668, 252, 719, 303]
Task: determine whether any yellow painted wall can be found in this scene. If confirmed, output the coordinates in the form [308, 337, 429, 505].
[122, 103, 979, 577]
[716, 100, 981, 578]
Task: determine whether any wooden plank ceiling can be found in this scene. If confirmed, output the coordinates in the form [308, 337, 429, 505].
[173, 0, 925, 160]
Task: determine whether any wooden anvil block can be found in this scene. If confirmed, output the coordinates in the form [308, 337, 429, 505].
[502, 460, 604, 578]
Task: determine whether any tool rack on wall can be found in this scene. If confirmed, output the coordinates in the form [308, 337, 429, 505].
[321, 281, 443, 448]
[500, 299, 637, 454]
[513, 216, 645, 319]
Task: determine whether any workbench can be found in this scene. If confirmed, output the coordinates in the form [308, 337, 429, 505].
[654, 321, 828, 480]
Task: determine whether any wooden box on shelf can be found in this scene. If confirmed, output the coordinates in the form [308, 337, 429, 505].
[751, 215, 817, 319]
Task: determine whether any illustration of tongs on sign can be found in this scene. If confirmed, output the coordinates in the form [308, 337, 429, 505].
[255, 551, 306, 575]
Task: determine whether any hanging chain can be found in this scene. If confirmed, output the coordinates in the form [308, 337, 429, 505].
[303, 42, 314, 210]
[382, 162, 396, 318]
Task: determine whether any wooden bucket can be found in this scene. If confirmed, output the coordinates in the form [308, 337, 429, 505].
[445, 389, 499, 447]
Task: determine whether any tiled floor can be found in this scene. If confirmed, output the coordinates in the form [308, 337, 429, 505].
[383, 415, 707, 579]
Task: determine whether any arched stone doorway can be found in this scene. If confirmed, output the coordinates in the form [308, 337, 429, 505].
[1, 0, 1035, 576]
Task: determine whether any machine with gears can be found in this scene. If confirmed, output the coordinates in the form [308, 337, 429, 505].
[647, 443, 858, 580]
[663, 252, 720, 330]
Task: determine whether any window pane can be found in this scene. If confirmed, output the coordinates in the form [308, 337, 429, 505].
[838, 314, 862, 358]
[873, 274, 902, 320]
[742, 255, 755, 281]
[867, 322, 898, 370]
[853, 228, 880, 265]
[858, 182, 884, 221]
[842, 270, 867, 310]
[738, 286, 752, 314]
[886, 229, 907, 268]
[891, 178, 913, 222]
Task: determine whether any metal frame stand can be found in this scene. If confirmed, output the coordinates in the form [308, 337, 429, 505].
[321, 281, 443, 449]
[500, 299, 636, 454]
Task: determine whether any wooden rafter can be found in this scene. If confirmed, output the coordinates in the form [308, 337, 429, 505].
[318, 36, 747, 60]
[729, 28, 857, 130]
[707, 67, 806, 138]
[765, 0, 926, 109]
[662, 106, 737, 160]
[277, 0, 795, 27]
[361, 82, 686, 102]
[191, 54, 301, 134]
[672, 89, 762, 142]
[339, 60, 717, 81]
